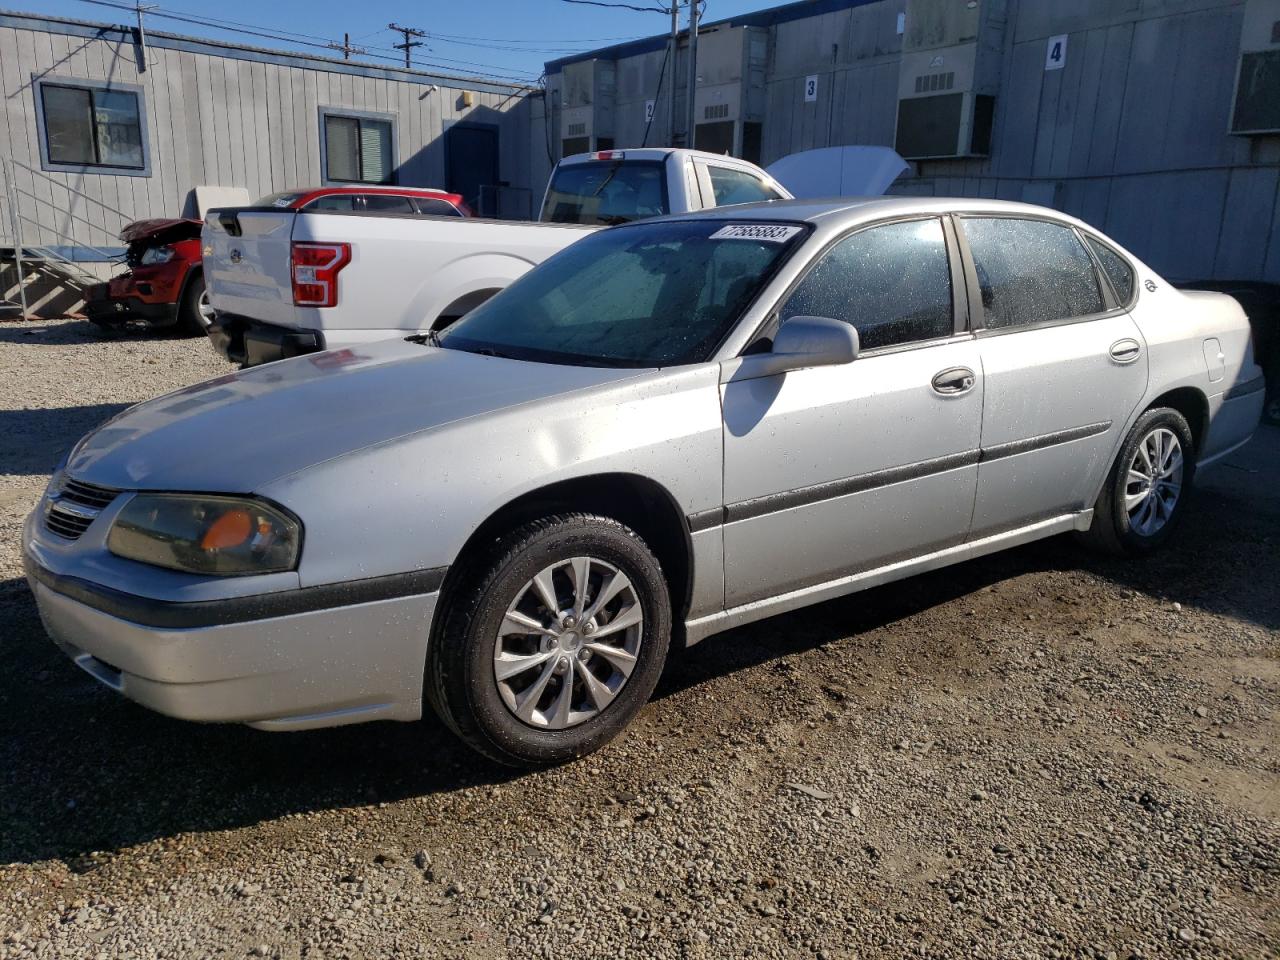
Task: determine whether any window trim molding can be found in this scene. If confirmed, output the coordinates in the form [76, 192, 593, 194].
[32, 74, 151, 177]
[318, 106, 399, 186]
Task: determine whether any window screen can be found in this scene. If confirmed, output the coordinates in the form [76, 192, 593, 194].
[324, 114, 394, 184]
[40, 82, 144, 170]
[781, 218, 954, 351]
[962, 218, 1104, 329]
[1084, 235, 1135, 304]
[706, 166, 783, 207]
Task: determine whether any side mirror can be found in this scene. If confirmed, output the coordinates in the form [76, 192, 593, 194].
[729, 315, 859, 380]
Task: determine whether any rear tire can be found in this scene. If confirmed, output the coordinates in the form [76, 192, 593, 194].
[1080, 407, 1195, 556]
[425, 514, 671, 767]
[177, 272, 213, 337]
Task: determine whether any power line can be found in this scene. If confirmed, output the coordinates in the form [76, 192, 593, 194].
[326, 33, 367, 61]
[388, 22, 428, 70]
[68, 0, 539, 83]
[559, 0, 674, 12]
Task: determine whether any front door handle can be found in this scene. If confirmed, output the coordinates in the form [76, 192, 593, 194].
[932, 366, 976, 396]
[1110, 338, 1142, 364]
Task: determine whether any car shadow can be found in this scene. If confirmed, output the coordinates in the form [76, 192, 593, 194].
[0, 319, 195, 346]
[2, 429, 1275, 867]
[0, 404, 134, 476]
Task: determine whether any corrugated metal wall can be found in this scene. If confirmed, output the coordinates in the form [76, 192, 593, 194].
[0, 14, 541, 250]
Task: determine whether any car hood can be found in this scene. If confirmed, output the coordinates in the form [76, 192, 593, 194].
[119, 217, 203, 244]
[66, 339, 646, 492]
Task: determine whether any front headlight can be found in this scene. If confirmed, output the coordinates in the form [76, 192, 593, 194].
[139, 245, 175, 265]
[108, 495, 300, 576]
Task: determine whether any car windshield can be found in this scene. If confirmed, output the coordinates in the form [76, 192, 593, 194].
[541, 160, 669, 226]
[439, 219, 807, 368]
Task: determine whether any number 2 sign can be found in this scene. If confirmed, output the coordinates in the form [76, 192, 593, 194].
[804, 75, 818, 102]
[1045, 34, 1067, 71]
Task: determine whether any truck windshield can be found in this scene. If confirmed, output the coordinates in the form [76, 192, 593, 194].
[541, 160, 669, 226]
[439, 219, 808, 368]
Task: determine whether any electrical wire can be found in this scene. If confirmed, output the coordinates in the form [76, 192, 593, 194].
[68, 0, 543, 84]
[640, 41, 669, 148]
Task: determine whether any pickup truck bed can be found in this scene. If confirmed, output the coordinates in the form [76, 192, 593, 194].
[203, 207, 592, 366]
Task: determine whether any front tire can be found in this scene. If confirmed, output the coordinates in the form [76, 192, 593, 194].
[1081, 407, 1195, 556]
[426, 514, 671, 767]
[177, 272, 213, 336]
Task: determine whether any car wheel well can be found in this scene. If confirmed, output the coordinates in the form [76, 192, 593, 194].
[440, 474, 692, 642]
[1146, 387, 1208, 454]
[432, 288, 501, 331]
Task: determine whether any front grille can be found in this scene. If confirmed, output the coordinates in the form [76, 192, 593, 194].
[60, 479, 118, 510]
[43, 478, 119, 541]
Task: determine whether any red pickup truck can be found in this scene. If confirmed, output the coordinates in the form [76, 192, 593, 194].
[84, 186, 469, 336]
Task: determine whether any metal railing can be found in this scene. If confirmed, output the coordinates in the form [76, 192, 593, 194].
[1, 156, 131, 320]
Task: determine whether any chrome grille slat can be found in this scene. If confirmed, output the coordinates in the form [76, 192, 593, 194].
[43, 477, 119, 541]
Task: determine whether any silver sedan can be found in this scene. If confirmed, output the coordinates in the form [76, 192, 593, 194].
[24, 198, 1266, 765]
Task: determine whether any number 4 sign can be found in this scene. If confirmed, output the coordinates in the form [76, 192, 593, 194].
[804, 75, 818, 102]
[1045, 34, 1067, 71]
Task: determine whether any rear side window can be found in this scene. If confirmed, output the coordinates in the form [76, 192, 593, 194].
[706, 166, 784, 207]
[962, 218, 1104, 329]
[362, 194, 415, 213]
[781, 218, 953, 351]
[303, 194, 355, 212]
[415, 198, 463, 217]
[1085, 235, 1135, 304]
[541, 160, 669, 225]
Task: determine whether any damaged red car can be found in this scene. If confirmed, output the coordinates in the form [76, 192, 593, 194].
[83, 218, 210, 335]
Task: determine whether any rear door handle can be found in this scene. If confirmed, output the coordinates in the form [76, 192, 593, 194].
[932, 366, 976, 396]
[1110, 338, 1142, 363]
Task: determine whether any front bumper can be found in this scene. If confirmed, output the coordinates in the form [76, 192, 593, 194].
[25, 556, 443, 731]
[208, 313, 324, 368]
[83, 294, 179, 326]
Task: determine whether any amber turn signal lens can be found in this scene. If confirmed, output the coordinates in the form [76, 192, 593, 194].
[200, 509, 253, 550]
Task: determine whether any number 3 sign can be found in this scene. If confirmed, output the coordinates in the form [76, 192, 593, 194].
[804, 75, 818, 102]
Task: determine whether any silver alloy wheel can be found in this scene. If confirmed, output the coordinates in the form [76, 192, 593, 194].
[493, 556, 644, 729]
[197, 289, 215, 329]
[1125, 426, 1183, 536]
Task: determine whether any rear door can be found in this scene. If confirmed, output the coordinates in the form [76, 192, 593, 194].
[201, 208, 299, 327]
[960, 215, 1148, 536]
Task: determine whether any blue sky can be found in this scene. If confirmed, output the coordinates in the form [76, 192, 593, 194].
[25, 0, 776, 84]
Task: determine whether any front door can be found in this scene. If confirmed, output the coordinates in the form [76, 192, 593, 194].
[958, 215, 1149, 536]
[445, 123, 499, 215]
[721, 217, 983, 607]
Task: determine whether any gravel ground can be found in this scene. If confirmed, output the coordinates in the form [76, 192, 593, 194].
[1, 319, 1277, 959]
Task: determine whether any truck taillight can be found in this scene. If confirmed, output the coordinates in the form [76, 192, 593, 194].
[291, 242, 351, 307]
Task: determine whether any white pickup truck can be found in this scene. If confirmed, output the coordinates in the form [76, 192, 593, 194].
[203, 148, 791, 366]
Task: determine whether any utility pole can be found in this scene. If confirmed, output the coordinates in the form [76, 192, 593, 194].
[667, 1, 678, 147]
[388, 23, 427, 69]
[327, 33, 367, 61]
[685, 0, 699, 150]
[134, 1, 158, 72]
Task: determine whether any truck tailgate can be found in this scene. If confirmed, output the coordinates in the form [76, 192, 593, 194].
[202, 209, 299, 328]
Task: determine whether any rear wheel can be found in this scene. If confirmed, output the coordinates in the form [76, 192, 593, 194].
[1081, 407, 1195, 556]
[177, 272, 213, 336]
[426, 514, 670, 767]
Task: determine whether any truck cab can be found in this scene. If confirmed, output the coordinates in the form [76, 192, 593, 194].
[539, 148, 791, 227]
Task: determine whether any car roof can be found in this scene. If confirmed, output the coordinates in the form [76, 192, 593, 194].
[661, 196, 1092, 230]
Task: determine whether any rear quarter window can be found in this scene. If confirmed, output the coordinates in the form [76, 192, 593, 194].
[1085, 235, 1136, 305]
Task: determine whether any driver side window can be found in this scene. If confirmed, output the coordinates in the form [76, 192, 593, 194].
[781, 218, 954, 351]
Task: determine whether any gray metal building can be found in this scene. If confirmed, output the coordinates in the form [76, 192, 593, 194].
[0, 10, 549, 316]
[544, 0, 1280, 284]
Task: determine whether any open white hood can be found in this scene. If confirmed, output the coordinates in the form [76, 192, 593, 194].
[766, 146, 908, 199]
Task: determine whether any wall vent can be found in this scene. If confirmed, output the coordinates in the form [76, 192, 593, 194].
[914, 71, 955, 94]
[703, 103, 730, 120]
[566, 121, 587, 137]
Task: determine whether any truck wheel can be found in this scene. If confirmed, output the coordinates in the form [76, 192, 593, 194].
[426, 514, 671, 767]
[178, 272, 214, 336]
[1080, 407, 1195, 556]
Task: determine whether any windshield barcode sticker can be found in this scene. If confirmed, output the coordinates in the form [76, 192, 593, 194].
[709, 224, 802, 242]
